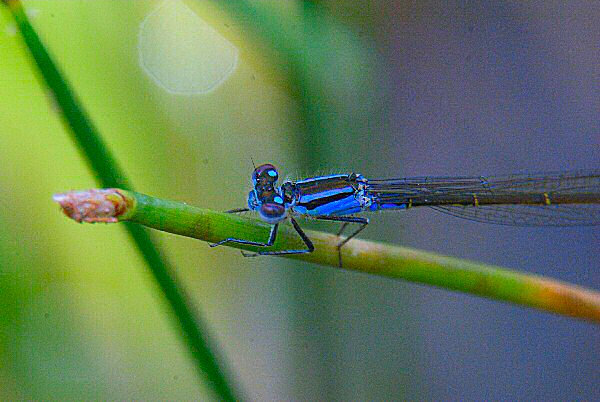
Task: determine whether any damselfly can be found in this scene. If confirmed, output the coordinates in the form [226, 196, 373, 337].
[210, 164, 600, 266]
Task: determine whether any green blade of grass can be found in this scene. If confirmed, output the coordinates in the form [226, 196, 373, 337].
[55, 189, 600, 324]
[3, 1, 238, 399]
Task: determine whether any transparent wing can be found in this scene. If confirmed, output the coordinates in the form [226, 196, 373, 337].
[366, 170, 600, 226]
[429, 204, 600, 226]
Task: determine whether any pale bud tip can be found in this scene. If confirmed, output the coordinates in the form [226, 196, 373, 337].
[52, 189, 128, 223]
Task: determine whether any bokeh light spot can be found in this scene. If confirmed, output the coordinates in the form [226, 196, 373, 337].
[138, 0, 238, 95]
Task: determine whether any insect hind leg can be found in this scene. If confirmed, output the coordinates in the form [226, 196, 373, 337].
[310, 215, 369, 267]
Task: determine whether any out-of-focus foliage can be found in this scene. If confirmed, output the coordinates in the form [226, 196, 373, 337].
[0, 0, 387, 399]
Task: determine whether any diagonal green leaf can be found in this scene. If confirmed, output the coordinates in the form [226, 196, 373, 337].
[2, 1, 238, 400]
[55, 188, 600, 324]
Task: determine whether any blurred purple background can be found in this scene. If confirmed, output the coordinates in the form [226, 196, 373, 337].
[305, 2, 599, 399]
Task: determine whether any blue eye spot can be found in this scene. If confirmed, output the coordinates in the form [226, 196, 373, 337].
[274, 196, 283, 204]
[268, 170, 277, 177]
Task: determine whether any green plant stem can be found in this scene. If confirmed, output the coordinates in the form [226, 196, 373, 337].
[55, 189, 600, 324]
[3, 1, 237, 399]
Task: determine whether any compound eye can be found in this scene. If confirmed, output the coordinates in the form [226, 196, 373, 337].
[252, 164, 278, 184]
[259, 203, 286, 223]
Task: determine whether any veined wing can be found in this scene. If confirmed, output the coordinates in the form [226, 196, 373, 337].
[366, 170, 600, 226]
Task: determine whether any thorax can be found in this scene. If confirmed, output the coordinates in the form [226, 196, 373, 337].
[282, 174, 369, 216]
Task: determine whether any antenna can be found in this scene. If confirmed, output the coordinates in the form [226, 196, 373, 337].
[251, 157, 256, 170]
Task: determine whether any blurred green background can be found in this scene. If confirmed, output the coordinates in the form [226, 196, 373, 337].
[1, 0, 598, 400]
